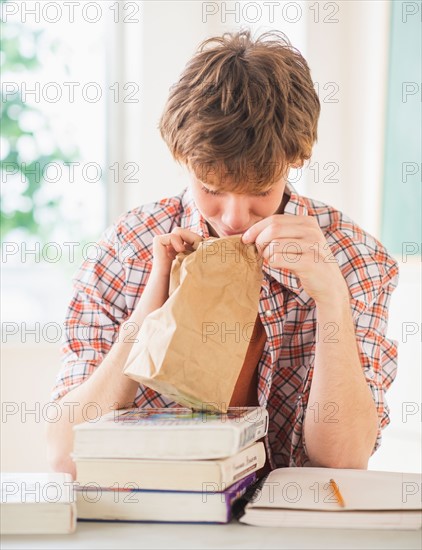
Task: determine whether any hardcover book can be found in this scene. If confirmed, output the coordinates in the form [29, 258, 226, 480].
[76, 472, 257, 524]
[73, 441, 266, 491]
[73, 406, 268, 459]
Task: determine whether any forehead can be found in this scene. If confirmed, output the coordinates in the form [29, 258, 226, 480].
[191, 166, 279, 192]
[194, 165, 238, 183]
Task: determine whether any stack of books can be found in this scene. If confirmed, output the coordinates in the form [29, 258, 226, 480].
[72, 406, 269, 523]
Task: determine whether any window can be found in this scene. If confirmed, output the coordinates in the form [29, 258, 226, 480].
[381, 0, 421, 257]
[1, 0, 107, 334]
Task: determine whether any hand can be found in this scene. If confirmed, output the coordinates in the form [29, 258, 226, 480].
[242, 215, 349, 305]
[151, 227, 203, 278]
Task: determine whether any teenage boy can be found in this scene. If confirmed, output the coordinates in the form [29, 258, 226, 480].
[47, 31, 398, 479]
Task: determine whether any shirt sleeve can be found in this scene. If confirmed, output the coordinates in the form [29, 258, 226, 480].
[353, 262, 399, 455]
[50, 223, 135, 402]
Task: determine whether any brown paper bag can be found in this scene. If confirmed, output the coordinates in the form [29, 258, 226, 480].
[123, 235, 264, 412]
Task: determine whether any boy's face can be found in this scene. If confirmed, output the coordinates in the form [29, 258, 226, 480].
[188, 170, 289, 238]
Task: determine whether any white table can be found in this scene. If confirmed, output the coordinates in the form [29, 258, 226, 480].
[1, 520, 421, 549]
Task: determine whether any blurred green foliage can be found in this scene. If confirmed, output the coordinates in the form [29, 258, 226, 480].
[0, 0, 79, 241]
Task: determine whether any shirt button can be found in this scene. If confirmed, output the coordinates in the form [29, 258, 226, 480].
[367, 370, 375, 379]
[265, 310, 272, 317]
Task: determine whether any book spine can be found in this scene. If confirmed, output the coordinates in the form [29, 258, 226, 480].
[221, 443, 265, 485]
[231, 475, 267, 521]
[224, 473, 257, 522]
[237, 409, 269, 450]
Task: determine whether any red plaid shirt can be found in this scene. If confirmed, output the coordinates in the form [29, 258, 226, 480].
[52, 182, 399, 468]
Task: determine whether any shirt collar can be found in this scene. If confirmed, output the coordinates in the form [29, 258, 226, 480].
[180, 181, 313, 307]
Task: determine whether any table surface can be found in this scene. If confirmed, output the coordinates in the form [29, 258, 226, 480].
[2, 520, 421, 550]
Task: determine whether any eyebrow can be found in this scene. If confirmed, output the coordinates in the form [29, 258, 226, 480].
[198, 180, 218, 189]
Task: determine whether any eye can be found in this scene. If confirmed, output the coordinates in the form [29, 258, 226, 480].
[201, 185, 221, 196]
[256, 189, 271, 197]
[200, 184, 272, 197]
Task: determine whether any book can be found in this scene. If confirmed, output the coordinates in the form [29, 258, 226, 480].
[0, 472, 76, 535]
[73, 441, 266, 491]
[239, 467, 422, 530]
[76, 472, 257, 523]
[73, 406, 268, 460]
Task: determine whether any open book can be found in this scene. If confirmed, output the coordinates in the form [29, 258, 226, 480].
[238, 468, 422, 530]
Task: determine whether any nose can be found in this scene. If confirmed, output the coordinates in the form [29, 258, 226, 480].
[221, 194, 251, 232]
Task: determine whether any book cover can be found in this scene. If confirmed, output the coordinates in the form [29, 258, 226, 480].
[73, 406, 268, 459]
[83, 406, 262, 425]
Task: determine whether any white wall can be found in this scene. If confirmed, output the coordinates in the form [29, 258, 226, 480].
[1, 344, 61, 472]
[305, 0, 391, 239]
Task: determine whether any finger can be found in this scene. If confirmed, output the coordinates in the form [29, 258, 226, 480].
[170, 227, 203, 249]
[169, 234, 191, 253]
[254, 225, 305, 256]
[165, 247, 178, 260]
[242, 215, 309, 244]
[260, 239, 304, 264]
[242, 217, 276, 244]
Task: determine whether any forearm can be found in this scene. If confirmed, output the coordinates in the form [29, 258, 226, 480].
[303, 295, 379, 469]
[46, 270, 170, 475]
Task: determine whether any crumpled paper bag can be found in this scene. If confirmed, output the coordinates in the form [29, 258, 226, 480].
[123, 235, 264, 412]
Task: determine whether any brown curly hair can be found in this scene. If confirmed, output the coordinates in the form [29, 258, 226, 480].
[159, 29, 320, 192]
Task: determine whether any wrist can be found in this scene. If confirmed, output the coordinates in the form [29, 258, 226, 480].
[315, 284, 350, 310]
[149, 266, 171, 282]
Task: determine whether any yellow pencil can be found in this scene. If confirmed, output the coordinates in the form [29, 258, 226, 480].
[329, 478, 346, 508]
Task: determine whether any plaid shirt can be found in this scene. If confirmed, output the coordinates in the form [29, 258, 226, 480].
[52, 182, 399, 468]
